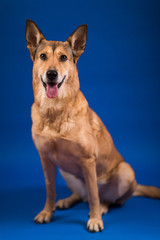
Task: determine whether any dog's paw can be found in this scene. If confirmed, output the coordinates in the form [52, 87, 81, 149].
[100, 203, 109, 215]
[55, 199, 71, 209]
[87, 218, 104, 232]
[34, 210, 53, 224]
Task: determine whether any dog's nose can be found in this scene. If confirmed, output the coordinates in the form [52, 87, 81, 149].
[46, 70, 58, 81]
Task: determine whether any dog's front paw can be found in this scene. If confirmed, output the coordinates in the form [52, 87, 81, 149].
[34, 210, 53, 224]
[87, 218, 104, 232]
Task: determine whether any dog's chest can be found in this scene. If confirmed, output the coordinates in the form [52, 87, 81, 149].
[32, 127, 84, 177]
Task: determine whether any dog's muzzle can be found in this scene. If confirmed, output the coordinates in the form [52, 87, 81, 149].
[40, 74, 66, 99]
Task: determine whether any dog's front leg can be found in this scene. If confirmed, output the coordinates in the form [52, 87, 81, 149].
[34, 153, 56, 224]
[82, 157, 104, 232]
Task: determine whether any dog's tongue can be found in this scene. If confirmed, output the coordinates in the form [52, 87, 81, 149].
[46, 84, 58, 98]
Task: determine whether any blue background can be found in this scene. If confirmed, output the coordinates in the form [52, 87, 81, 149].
[0, 0, 160, 239]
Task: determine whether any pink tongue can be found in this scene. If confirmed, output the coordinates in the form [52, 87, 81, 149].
[46, 84, 58, 98]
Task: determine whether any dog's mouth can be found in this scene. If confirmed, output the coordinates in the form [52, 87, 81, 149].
[41, 75, 66, 98]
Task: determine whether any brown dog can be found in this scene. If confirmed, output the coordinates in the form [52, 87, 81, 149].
[26, 20, 160, 232]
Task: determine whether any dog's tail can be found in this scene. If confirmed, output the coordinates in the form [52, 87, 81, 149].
[132, 184, 160, 199]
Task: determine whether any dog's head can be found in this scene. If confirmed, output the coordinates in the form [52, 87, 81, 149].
[26, 20, 87, 101]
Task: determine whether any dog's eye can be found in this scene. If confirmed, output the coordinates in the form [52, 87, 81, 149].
[40, 54, 47, 60]
[60, 55, 68, 62]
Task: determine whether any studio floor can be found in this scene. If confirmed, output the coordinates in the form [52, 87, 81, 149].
[1, 185, 160, 240]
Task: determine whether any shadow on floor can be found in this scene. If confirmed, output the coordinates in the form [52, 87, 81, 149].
[0, 185, 88, 224]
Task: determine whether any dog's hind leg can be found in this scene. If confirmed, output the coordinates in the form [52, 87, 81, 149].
[99, 162, 137, 207]
[56, 169, 87, 210]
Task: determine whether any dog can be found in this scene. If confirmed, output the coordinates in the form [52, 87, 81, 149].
[26, 20, 160, 232]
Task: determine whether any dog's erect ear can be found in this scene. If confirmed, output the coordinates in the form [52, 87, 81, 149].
[67, 24, 87, 63]
[26, 20, 45, 60]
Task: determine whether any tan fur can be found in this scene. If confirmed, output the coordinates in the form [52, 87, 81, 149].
[26, 20, 160, 232]
[133, 184, 160, 199]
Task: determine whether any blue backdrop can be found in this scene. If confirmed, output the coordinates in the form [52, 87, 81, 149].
[0, 0, 160, 239]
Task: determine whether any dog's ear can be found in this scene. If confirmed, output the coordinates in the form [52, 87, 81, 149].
[67, 24, 87, 63]
[26, 20, 45, 60]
